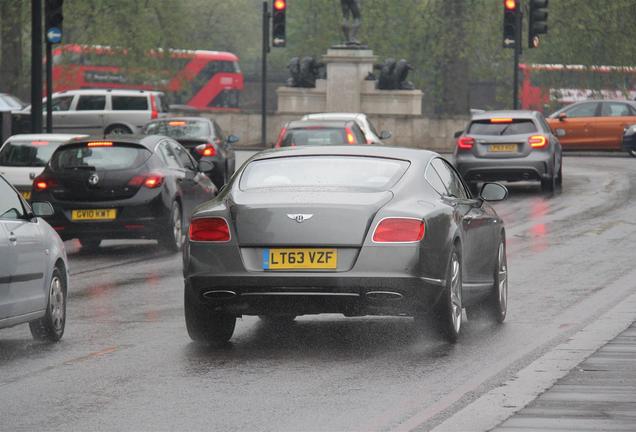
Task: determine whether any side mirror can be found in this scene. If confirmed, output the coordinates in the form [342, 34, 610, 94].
[453, 130, 464, 139]
[558, 112, 568, 122]
[226, 135, 240, 145]
[480, 183, 508, 202]
[198, 159, 214, 172]
[379, 130, 392, 140]
[31, 201, 54, 217]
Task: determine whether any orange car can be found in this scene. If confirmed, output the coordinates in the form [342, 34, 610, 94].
[546, 100, 636, 150]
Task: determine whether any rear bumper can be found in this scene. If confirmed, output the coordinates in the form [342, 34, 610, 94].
[185, 273, 445, 317]
[455, 152, 553, 182]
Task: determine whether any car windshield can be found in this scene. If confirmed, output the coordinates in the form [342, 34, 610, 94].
[51, 144, 151, 171]
[240, 156, 409, 191]
[468, 119, 537, 135]
[144, 120, 210, 139]
[282, 128, 349, 146]
[0, 139, 64, 167]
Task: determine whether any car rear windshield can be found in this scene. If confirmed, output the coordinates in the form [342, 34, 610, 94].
[144, 120, 210, 139]
[0, 140, 63, 167]
[468, 119, 538, 135]
[240, 156, 409, 192]
[51, 143, 151, 171]
[282, 128, 349, 146]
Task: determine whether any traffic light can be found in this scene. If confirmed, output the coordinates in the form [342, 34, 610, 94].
[528, 0, 548, 48]
[502, 0, 519, 49]
[45, 0, 64, 33]
[272, 0, 286, 48]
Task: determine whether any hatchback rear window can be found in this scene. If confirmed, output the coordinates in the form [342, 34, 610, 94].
[144, 120, 210, 139]
[240, 156, 409, 191]
[0, 140, 63, 167]
[282, 128, 353, 146]
[51, 143, 151, 171]
[468, 119, 537, 135]
[112, 96, 148, 110]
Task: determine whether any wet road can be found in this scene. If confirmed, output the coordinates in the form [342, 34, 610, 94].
[1, 155, 636, 431]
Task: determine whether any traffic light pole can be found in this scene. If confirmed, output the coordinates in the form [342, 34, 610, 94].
[45, 41, 53, 133]
[31, 0, 43, 133]
[513, 11, 522, 110]
[261, 1, 270, 147]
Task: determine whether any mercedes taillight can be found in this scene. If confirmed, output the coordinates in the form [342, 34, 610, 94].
[457, 136, 475, 150]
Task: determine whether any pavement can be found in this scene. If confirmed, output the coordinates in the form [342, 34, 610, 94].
[431, 280, 636, 432]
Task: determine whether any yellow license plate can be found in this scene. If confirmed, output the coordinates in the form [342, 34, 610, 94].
[21, 191, 31, 200]
[489, 144, 518, 152]
[71, 209, 117, 221]
[263, 248, 337, 270]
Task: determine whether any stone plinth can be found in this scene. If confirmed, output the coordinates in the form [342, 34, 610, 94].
[277, 82, 326, 114]
[323, 49, 377, 112]
[360, 81, 423, 115]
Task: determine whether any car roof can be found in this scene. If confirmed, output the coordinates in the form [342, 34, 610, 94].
[147, 117, 208, 123]
[471, 110, 539, 121]
[53, 89, 163, 96]
[60, 134, 165, 150]
[287, 120, 355, 129]
[252, 145, 437, 164]
[6, 133, 88, 141]
[302, 113, 364, 121]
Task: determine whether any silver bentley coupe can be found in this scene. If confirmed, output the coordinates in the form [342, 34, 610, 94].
[183, 146, 509, 345]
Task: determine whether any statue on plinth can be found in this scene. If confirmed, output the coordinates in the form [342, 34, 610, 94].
[340, 0, 362, 47]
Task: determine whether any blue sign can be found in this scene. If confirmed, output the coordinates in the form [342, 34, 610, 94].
[46, 27, 62, 44]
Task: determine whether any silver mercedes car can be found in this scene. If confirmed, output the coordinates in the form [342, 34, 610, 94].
[183, 146, 509, 345]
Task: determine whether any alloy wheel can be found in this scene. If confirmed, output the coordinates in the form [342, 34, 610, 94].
[450, 252, 462, 334]
[497, 242, 508, 319]
[49, 275, 65, 332]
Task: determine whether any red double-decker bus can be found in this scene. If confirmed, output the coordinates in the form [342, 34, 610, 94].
[52, 44, 244, 111]
[520, 63, 636, 113]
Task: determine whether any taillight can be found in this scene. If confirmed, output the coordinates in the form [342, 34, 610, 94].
[33, 176, 57, 191]
[275, 127, 287, 148]
[150, 94, 158, 119]
[128, 173, 164, 189]
[457, 136, 475, 150]
[372, 218, 425, 243]
[189, 217, 231, 242]
[345, 127, 357, 145]
[195, 144, 217, 157]
[528, 135, 547, 149]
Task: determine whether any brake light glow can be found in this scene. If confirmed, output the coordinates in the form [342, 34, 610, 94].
[31, 141, 49, 146]
[528, 135, 547, 148]
[457, 136, 475, 150]
[168, 121, 187, 127]
[275, 127, 287, 148]
[345, 127, 357, 145]
[87, 141, 113, 147]
[372, 218, 425, 243]
[33, 176, 57, 191]
[490, 118, 513, 124]
[195, 144, 216, 157]
[127, 173, 164, 189]
[189, 217, 231, 242]
[150, 94, 158, 120]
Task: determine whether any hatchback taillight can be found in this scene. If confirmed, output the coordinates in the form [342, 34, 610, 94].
[33, 176, 57, 191]
[189, 217, 231, 242]
[128, 173, 164, 189]
[457, 136, 475, 150]
[528, 134, 547, 149]
[372, 218, 425, 243]
[195, 143, 216, 157]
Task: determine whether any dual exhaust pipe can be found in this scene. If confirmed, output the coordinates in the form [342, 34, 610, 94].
[202, 290, 403, 301]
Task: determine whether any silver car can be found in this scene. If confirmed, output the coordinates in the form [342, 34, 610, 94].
[183, 146, 509, 345]
[34, 89, 170, 135]
[301, 112, 392, 144]
[0, 175, 68, 341]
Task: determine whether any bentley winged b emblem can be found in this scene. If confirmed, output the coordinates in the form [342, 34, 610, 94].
[287, 213, 313, 223]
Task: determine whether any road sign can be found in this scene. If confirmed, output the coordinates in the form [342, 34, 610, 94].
[46, 27, 62, 44]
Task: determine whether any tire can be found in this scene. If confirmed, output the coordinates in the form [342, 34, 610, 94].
[470, 237, 508, 323]
[556, 162, 563, 186]
[211, 164, 227, 190]
[78, 238, 101, 251]
[184, 289, 236, 345]
[541, 175, 556, 192]
[29, 267, 66, 342]
[433, 247, 463, 343]
[259, 315, 296, 325]
[105, 124, 133, 135]
[159, 202, 184, 252]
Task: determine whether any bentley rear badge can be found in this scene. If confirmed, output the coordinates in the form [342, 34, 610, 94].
[287, 214, 313, 223]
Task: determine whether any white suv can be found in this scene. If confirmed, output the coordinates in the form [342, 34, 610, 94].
[39, 89, 170, 135]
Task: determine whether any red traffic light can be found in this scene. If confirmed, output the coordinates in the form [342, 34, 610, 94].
[504, 0, 517, 10]
[274, 0, 286, 10]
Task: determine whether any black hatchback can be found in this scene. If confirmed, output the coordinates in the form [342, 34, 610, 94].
[30, 135, 217, 251]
